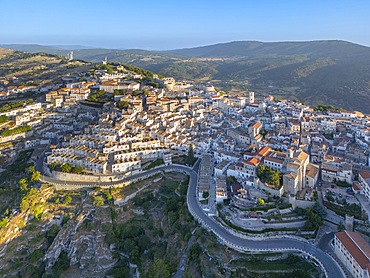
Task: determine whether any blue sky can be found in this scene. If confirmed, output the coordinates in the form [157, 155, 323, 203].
[1, 0, 370, 50]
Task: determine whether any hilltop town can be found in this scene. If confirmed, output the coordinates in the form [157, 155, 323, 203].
[2, 58, 370, 277]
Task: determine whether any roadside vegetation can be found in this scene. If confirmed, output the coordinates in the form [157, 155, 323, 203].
[105, 174, 196, 277]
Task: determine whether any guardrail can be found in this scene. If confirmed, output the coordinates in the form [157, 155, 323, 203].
[40, 164, 190, 190]
[185, 171, 333, 277]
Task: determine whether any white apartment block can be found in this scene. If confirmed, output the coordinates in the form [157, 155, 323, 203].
[113, 147, 166, 161]
[215, 175, 228, 204]
[47, 153, 107, 174]
[335, 231, 370, 278]
[111, 158, 141, 173]
[359, 172, 370, 201]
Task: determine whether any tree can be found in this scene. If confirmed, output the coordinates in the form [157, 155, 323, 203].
[46, 224, 60, 244]
[50, 162, 60, 171]
[63, 195, 72, 205]
[20, 188, 39, 212]
[61, 163, 72, 173]
[304, 206, 323, 230]
[313, 191, 318, 201]
[313, 202, 327, 218]
[117, 100, 129, 109]
[202, 190, 209, 199]
[33, 204, 43, 219]
[337, 221, 345, 232]
[0, 115, 8, 123]
[188, 243, 202, 262]
[186, 144, 195, 165]
[93, 195, 105, 206]
[104, 191, 113, 201]
[52, 251, 70, 275]
[31, 171, 41, 182]
[0, 217, 8, 229]
[257, 165, 281, 188]
[259, 129, 267, 138]
[28, 165, 35, 174]
[72, 165, 84, 174]
[257, 198, 265, 206]
[19, 178, 28, 192]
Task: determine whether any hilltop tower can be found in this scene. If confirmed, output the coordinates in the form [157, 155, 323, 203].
[248, 91, 254, 104]
[103, 57, 108, 65]
[67, 51, 73, 61]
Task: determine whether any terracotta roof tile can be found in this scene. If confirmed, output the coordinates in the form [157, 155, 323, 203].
[336, 231, 370, 269]
[359, 172, 370, 179]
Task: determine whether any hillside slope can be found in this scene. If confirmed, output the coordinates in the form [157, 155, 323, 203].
[2, 41, 370, 112]
[0, 48, 91, 85]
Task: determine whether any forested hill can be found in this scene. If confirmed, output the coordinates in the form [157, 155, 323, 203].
[168, 40, 370, 59]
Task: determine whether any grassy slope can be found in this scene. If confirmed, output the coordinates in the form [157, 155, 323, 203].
[0, 48, 91, 85]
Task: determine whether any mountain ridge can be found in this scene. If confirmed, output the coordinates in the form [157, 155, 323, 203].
[1, 40, 370, 112]
[167, 40, 370, 59]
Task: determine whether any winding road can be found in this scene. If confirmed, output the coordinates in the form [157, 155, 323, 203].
[40, 162, 344, 278]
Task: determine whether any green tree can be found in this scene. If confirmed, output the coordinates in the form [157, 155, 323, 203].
[0, 115, 8, 123]
[33, 204, 43, 219]
[146, 259, 171, 278]
[104, 191, 113, 201]
[1, 125, 32, 137]
[28, 165, 35, 174]
[61, 163, 72, 173]
[0, 217, 8, 229]
[257, 165, 281, 188]
[63, 195, 72, 205]
[337, 221, 345, 232]
[20, 188, 39, 212]
[72, 165, 84, 174]
[46, 224, 60, 244]
[259, 129, 267, 137]
[52, 250, 70, 275]
[93, 195, 105, 206]
[31, 171, 41, 182]
[257, 198, 265, 206]
[202, 190, 209, 199]
[313, 202, 327, 218]
[304, 206, 323, 230]
[19, 178, 29, 192]
[186, 144, 195, 165]
[117, 100, 129, 109]
[313, 191, 318, 201]
[50, 162, 61, 171]
[188, 243, 202, 262]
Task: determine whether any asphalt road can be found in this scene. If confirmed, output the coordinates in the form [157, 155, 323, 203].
[40, 162, 344, 278]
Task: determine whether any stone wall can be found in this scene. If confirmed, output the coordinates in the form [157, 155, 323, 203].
[0, 132, 27, 143]
[289, 195, 315, 209]
[256, 179, 284, 197]
[51, 170, 129, 183]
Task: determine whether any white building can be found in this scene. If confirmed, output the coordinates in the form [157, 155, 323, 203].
[334, 231, 370, 278]
[359, 172, 370, 201]
[215, 175, 228, 203]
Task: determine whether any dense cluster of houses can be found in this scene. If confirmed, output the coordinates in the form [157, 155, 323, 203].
[3, 65, 370, 203]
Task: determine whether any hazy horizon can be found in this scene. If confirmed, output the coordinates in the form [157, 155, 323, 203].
[1, 39, 370, 52]
[1, 0, 370, 50]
